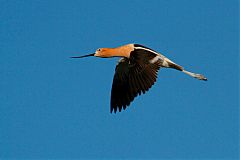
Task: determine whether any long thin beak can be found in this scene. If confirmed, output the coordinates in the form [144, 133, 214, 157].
[70, 53, 95, 58]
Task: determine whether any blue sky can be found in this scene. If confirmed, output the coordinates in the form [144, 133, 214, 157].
[0, 0, 238, 159]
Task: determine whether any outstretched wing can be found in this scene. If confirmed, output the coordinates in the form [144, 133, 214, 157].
[110, 49, 162, 113]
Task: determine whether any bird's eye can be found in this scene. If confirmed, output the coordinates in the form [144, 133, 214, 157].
[97, 48, 101, 51]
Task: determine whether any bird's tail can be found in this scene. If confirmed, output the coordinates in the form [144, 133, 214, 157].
[163, 57, 183, 71]
[168, 62, 183, 71]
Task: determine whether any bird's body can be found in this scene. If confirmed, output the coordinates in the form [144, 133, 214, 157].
[71, 44, 207, 113]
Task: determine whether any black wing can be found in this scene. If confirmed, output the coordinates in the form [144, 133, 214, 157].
[110, 49, 162, 113]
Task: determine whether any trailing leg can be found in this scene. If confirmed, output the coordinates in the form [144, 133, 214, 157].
[162, 57, 207, 81]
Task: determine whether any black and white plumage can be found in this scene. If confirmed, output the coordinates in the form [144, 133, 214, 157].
[111, 45, 161, 113]
[71, 43, 207, 113]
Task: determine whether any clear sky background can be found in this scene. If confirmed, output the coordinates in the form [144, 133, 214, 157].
[0, 0, 239, 159]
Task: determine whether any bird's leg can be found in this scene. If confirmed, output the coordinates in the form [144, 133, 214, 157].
[182, 70, 207, 81]
[162, 57, 207, 81]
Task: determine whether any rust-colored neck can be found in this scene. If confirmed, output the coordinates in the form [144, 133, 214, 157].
[96, 44, 134, 58]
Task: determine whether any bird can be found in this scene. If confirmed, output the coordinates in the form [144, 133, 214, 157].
[71, 44, 207, 113]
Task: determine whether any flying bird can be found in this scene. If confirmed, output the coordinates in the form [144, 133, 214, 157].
[71, 44, 207, 113]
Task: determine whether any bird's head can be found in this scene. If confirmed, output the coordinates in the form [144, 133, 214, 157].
[71, 48, 112, 59]
[94, 48, 111, 57]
